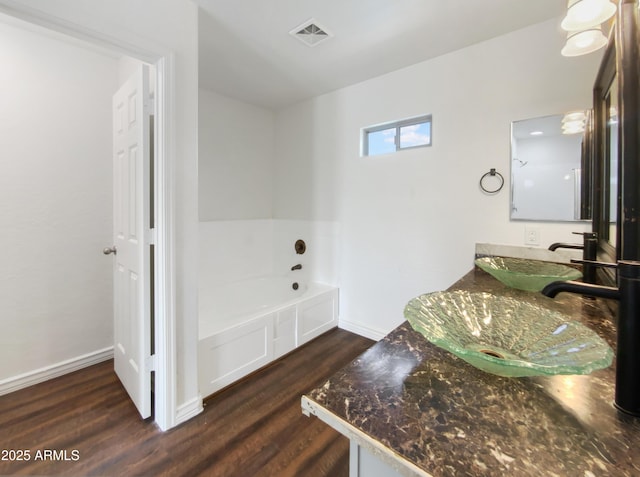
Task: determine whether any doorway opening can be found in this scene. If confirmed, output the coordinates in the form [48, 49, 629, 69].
[0, 10, 175, 430]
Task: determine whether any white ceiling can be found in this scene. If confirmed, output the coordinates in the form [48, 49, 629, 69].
[196, 0, 567, 110]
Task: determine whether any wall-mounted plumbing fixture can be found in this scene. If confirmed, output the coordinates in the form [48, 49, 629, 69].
[291, 264, 302, 271]
[542, 260, 640, 417]
[295, 239, 306, 255]
[549, 232, 598, 283]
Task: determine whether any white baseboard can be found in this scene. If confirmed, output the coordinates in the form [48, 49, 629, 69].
[0, 347, 114, 397]
[175, 394, 204, 426]
[338, 318, 388, 341]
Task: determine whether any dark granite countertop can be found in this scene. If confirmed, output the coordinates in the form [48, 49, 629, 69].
[303, 265, 640, 476]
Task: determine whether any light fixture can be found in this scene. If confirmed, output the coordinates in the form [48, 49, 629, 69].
[562, 111, 587, 123]
[561, 0, 616, 32]
[561, 26, 608, 56]
[563, 120, 586, 130]
[561, 110, 587, 134]
[530, 131, 544, 136]
[560, 0, 615, 57]
[563, 126, 585, 135]
[562, 122, 586, 134]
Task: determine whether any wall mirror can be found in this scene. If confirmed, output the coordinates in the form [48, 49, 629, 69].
[510, 114, 590, 222]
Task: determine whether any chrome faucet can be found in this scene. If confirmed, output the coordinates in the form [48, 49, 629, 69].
[542, 260, 640, 417]
[548, 232, 598, 283]
[291, 264, 302, 271]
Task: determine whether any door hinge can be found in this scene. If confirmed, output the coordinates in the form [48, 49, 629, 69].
[146, 228, 157, 245]
[148, 93, 156, 115]
[145, 354, 157, 372]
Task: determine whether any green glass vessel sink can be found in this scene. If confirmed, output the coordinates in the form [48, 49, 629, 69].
[404, 291, 613, 377]
[475, 256, 583, 292]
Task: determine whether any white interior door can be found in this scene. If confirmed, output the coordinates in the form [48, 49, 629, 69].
[110, 64, 152, 419]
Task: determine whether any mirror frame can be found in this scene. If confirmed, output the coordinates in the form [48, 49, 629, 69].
[616, 1, 640, 261]
[592, 1, 640, 268]
[592, 37, 617, 263]
[580, 109, 594, 221]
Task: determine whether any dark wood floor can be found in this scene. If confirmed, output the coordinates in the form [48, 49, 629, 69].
[0, 328, 373, 477]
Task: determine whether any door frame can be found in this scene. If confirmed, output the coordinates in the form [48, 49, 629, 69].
[0, 4, 177, 431]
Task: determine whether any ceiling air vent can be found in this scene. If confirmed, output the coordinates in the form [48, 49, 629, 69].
[290, 19, 332, 47]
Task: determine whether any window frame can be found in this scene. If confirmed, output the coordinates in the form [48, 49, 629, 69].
[361, 114, 432, 157]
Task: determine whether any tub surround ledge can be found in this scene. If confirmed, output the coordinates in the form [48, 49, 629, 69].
[302, 266, 640, 476]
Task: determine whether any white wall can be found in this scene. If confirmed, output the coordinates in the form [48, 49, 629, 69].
[198, 219, 339, 292]
[0, 18, 117, 382]
[0, 0, 200, 427]
[199, 88, 275, 220]
[199, 220, 275, 288]
[197, 90, 339, 299]
[274, 19, 602, 338]
[272, 220, 339, 286]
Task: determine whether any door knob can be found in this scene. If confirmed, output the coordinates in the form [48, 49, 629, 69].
[103, 246, 117, 255]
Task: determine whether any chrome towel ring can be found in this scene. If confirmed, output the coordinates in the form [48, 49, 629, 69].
[480, 168, 504, 194]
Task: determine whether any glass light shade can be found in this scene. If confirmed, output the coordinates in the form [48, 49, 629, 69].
[562, 111, 587, 123]
[561, 27, 608, 57]
[562, 119, 585, 130]
[561, 0, 616, 31]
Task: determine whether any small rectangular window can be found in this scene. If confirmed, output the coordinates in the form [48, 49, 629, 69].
[362, 115, 432, 157]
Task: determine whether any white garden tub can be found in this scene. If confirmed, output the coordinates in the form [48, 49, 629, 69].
[198, 275, 338, 397]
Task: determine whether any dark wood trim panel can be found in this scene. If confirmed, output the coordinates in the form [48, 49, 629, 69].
[593, 0, 640, 266]
[593, 33, 617, 261]
[617, 0, 640, 260]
